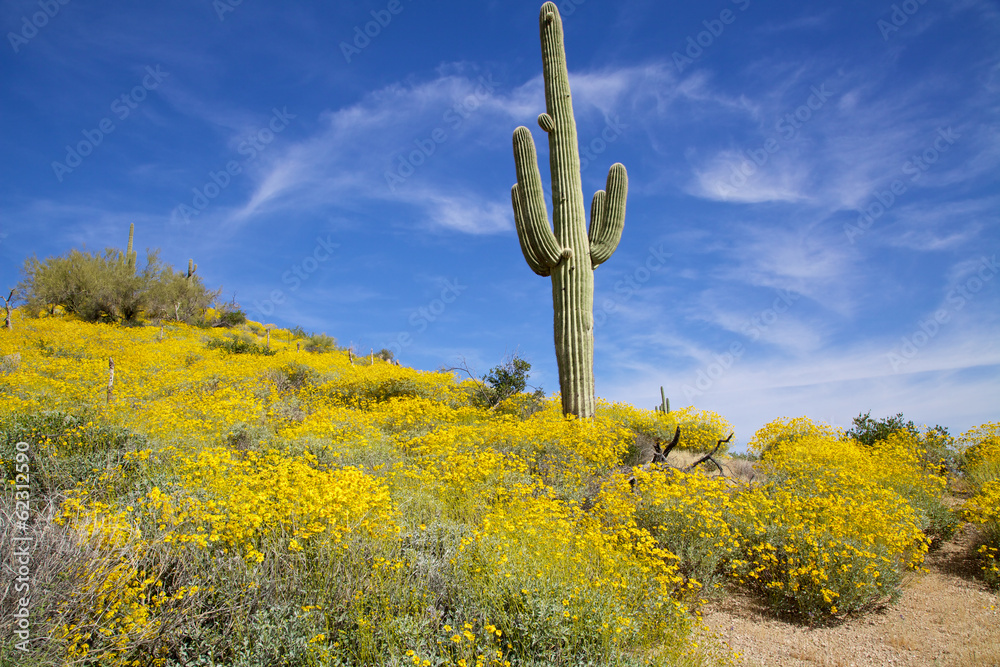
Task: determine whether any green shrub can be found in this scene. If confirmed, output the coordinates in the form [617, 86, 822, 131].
[215, 307, 248, 328]
[303, 333, 337, 353]
[19, 248, 219, 325]
[144, 264, 219, 324]
[206, 333, 276, 356]
[846, 411, 919, 447]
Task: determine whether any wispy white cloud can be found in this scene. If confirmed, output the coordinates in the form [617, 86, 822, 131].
[753, 10, 836, 34]
[599, 318, 1000, 444]
[678, 56, 1000, 214]
[220, 61, 686, 234]
[688, 150, 810, 203]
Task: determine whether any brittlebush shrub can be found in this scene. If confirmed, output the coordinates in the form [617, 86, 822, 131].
[734, 418, 936, 619]
[596, 401, 734, 460]
[597, 468, 740, 589]
[960, 422, 1000, 587]
[453, 486, 695, 666]
[6, 313, 978, 660]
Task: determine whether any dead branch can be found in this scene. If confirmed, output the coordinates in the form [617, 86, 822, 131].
[684, 432, 734, 475]
[629, 427, 681, 491]
[651, 427, 681, 464]
[443, 357, 497, 410]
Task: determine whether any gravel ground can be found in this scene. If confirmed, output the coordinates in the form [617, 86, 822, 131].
[701, 525, 1000, 666]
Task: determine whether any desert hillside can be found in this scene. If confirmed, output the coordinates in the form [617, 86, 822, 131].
[1, 315, 997, 666]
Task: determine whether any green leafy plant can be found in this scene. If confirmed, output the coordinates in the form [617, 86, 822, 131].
[846, 411, 919, 447]
[451, 353, 544, 413]
[303, 333, 338, 353]
[206, 333, 276, 356]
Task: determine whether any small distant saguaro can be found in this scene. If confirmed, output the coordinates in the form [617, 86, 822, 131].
[123, 223, 137, 270]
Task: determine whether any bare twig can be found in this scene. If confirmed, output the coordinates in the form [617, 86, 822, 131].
[444, 357, 497, 409]
[684, 432, 734, 475]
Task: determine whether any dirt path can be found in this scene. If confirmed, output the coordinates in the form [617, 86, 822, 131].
[701, 525, 999, 666]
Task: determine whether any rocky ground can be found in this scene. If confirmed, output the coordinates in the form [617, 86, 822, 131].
[701, 524, 999, 666]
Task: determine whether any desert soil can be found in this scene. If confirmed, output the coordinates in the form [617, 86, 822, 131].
[701, 524, 1000, 667]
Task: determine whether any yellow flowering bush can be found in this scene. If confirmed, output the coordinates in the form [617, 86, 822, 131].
[739, 418, 934, 617]
[960, 422, 1000, 586]
[454, 485, 692, 663]
[597, 400, 734, 454]
[51, 506, 197, 666]
[142, 447, 399, 561]
[2, 313, 987, 661]
[600, 466, 739, 591]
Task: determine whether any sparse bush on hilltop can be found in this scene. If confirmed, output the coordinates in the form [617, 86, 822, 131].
[454, 353, 545, 415]
[846, 410, 960, 474]
[20, 249, 147, 323]
[18, 244, 220, 325]
[303, 333, 337, 353]
[207, 299, 246, 328]
[145, 260, 219, 324]
[846, 410, 918, 447]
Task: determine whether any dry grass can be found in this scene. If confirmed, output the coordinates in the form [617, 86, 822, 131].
[0, 492, 198, 665]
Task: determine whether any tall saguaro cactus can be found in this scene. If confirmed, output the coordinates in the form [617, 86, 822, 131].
[511, 2, 628, 418]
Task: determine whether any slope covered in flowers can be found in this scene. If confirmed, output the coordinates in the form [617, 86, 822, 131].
[0, 314, 989, 666]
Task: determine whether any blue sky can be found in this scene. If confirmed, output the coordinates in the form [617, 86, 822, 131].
[2, 0, 998, 448]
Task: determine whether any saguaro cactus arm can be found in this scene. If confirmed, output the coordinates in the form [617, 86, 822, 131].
[588, 163, 627, 268]
[512, 127, 570, 275]
[512, 186, 552, 277]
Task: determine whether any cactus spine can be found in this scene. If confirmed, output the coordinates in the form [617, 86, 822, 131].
[511, 2, 627, 418]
